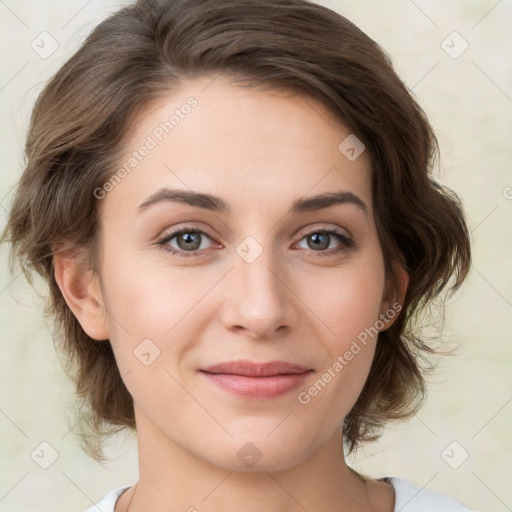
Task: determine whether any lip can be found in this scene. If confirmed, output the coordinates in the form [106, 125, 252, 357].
[199, 360, 313, 399]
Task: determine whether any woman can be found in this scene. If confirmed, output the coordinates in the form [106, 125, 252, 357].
[3, 0, 474, 510]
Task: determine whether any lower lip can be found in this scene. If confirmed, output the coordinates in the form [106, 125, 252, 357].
[200, 371, 312, 399]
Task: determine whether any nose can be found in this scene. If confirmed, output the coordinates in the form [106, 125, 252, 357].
[220, 243, 298, 340]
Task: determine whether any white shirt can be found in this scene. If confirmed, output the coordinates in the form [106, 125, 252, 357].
[84, 477, 474, 511]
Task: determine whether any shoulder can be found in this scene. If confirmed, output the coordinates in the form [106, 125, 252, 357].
[388, 477, 474, 511]
[83, 484, 131, 512]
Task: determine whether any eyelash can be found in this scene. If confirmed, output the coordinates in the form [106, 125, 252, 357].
[156, 226, 355, 259]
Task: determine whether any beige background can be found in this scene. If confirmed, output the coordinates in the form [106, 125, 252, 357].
[0, 1, 511, 511]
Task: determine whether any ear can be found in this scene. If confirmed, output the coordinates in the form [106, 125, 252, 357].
[378, 261, 409, 330]
[53, 249, 109, 341]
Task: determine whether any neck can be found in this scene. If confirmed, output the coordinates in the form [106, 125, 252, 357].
[120, 410, 386, 512]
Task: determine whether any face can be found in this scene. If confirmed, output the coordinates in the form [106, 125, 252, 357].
[91, 75, 397, 472]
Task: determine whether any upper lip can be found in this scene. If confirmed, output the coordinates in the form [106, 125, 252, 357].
[201, 360, 312, 377]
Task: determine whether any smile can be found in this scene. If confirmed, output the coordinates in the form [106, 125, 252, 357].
[199, 360, 314, 399]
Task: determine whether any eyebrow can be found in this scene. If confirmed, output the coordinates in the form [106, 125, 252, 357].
[137, 188, 368, 216]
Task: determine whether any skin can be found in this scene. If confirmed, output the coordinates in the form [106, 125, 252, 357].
[55, 74, 408, 512]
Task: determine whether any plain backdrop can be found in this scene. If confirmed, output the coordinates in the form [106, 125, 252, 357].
[0, 1, 511, 511]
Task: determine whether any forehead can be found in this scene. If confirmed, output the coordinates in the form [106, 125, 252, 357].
[103, 74, 373, 219]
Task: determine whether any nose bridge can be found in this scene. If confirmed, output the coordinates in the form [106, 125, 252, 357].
[224, 235, 295, 337]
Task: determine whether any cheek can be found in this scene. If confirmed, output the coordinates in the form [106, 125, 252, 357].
[304, 261, 385, 346]
[300, 255, 385, 390]
[99, 248, 220, 364]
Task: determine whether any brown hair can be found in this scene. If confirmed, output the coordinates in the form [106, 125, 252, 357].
[3, 0, 471, 461]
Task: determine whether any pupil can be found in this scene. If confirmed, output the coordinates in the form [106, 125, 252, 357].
[310, 233, 329, 250]
[179, 232, 200, 250]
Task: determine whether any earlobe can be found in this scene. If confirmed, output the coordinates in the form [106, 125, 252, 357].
[53, 250, 109, 341]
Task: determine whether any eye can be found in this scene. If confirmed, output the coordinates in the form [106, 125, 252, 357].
[294, 228, 355, 256]
[157, 227, 216, 257]
[157, 226, 355, 259]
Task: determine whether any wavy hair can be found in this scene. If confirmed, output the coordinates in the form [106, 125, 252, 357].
[2, 0, 471, 461]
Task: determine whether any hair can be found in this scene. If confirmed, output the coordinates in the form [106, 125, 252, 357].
[3, 0, 471, 462]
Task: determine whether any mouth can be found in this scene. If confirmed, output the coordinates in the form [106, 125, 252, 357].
[199, 360, 314, 399]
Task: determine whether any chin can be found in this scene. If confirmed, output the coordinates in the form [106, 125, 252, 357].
[201, 431, 317, 474]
